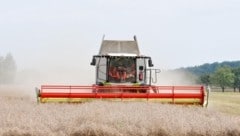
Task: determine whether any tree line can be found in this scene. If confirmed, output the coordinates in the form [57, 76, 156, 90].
[199, 66, 240, 92]
[0, 53, 17, 84]
[177, 61, 240, 92]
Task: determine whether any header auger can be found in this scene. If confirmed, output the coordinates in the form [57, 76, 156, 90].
[36, 36, 208, 106]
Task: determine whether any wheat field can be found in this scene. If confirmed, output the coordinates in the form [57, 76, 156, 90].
[0, 86, 240, 136]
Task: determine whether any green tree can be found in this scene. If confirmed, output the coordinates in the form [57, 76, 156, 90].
[210, 66, 234, 92]
[0, 53, 17, 84]
[200, 74, 210, 85]
[232, 67, 240, 92]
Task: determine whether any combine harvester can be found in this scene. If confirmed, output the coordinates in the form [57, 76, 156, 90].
[36, 36, 208, 106]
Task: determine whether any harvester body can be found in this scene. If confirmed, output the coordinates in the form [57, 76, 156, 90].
[36, 36, 207, 106]
[91, 36, 155, 90]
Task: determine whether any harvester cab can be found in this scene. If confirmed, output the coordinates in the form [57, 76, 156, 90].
[90, 36, 158, 90]
[36, 36, 208, 107]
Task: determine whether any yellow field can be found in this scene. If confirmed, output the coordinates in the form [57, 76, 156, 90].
[0, 86, 239, 136]
[208, 92, 240, 115]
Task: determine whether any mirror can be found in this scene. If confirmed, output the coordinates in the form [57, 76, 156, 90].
[148, 59, 154, 67]
[90, 57, 96, 66]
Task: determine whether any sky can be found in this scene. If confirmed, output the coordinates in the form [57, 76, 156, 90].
[1, 0, 240, 72]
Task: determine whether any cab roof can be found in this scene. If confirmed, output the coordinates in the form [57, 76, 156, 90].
[99, 36, 140, 56]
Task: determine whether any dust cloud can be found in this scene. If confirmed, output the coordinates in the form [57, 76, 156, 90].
[1, 42, 97, 97]
[156, 69, 198, 86]
[8, 66, 95, 98]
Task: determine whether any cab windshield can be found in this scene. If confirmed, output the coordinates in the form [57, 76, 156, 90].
[108, 57, 136, 83]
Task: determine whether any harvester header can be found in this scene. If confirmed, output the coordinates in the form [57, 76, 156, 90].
[36, 36, 208, 106]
